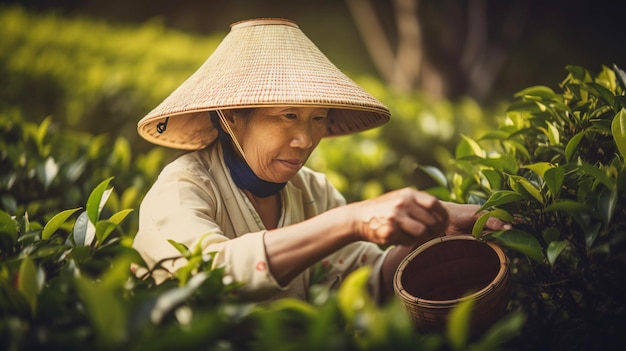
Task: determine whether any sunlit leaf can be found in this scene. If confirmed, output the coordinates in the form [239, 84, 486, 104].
[481, 169, 502, 191]
[0, 210, 18, 251]
[523, 162, 555, 179]
[86, 177, 114, 225]
[479, 191, 524, 211]
[546, 122, 560, 145]
[565, 131, 586, 161]
[456, 135, 485, 158]
[95, 221, 117, 245]
[447, 298, 474, 350]
[489, 229, 544, 263]
[17, 257, 39, 314]
[547, 240, 568, 266]
[42, 208, 81, 240]
[337, 266, 373, 322]
[419, 165, 448, 188]
[514, 85, 556, 99]
[612, 109, 626, 159]
[167, 239, 191, 258]
[508, 175, 543, 203]
[72, 211, 95, 246]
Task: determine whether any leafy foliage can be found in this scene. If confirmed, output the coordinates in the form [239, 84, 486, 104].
[428, 64, 626, 349]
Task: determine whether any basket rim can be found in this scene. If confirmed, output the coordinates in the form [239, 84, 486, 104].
[393, 235, 509, 305]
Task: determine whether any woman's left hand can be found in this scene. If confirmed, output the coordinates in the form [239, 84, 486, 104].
[441, 202, 511, 236]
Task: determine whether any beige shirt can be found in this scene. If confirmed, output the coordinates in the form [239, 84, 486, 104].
[132, 142, 388, 301]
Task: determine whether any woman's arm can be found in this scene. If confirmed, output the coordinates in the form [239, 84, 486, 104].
[264, 187, 449, 287]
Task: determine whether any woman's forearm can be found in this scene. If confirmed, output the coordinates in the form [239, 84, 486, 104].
[263, 204, 359, 286]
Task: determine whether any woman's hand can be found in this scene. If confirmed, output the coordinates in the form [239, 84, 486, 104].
[441, 202, 512, 236]
[350, 187, 449, 246]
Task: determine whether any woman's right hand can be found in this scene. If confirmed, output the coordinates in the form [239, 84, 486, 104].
[349, 187, 449, 246]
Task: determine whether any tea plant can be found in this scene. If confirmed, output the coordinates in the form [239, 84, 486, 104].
[426, 64, 626, 350]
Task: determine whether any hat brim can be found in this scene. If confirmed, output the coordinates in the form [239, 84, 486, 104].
[137, 18, 390, 150]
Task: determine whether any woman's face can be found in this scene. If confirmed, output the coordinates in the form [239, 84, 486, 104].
[226, 106, 329, 183]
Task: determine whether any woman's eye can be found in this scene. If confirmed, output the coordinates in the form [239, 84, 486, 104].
[284, 113, 298, 119]
[313, 116, 328, 122]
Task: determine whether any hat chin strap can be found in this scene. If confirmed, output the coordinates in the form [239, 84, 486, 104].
[212, 110, 287, 198]
[216, 110, 247, 161]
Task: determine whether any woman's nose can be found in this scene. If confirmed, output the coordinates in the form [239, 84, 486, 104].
[290, 124, 313, 149]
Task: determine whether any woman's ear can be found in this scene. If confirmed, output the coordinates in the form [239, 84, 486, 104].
[222, 110, 237, 124]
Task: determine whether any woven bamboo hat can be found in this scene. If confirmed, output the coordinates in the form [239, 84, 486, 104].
[137, 18, 391, 150]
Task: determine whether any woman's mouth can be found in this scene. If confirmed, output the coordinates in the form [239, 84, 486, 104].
[278, 159, 303, 170]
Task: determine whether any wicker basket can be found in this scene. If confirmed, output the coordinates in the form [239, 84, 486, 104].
[393, 235, 510, 336]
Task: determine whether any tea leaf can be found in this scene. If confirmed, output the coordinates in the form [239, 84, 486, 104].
[446, 298, 474, 350]
[42, 208, 81, 240]
[565, 131, 586, 162]
[0, 210, 18, 251]
[544, 167, 565, 199]
[545, 200, 592, 212]
[513, 85, 556, 99]
[18, 257, 39, 314]
[489, 229, 544, 263]
[612, 108, 626, 159]
[86, 177, 114, 225]
[479, 191, 524, 211]
[419, 165, 448, 187]
[547, 240, 568, 266]
[75, 277, 127, 346]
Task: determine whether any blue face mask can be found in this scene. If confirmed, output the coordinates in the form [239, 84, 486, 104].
[210, 113, 286, 198]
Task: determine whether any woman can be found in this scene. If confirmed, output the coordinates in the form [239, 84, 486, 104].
[133, 18, 508, 303]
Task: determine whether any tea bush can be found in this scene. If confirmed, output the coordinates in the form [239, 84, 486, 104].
[430, 64, 626, 350]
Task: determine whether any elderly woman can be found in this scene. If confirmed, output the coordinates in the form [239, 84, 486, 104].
[133, 18, 508, 303]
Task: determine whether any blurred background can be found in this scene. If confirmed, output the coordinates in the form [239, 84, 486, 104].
[1, 0, 624, 223]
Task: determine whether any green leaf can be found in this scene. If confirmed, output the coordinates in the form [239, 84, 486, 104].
[149, 272, 209, 324]
[472, 212, 491, 237]
[0, 210, 18, 252]
[42, 208, 81, 240]
[167, 239, 191, 258]
[479, 191, 524, 211]
[419, 165, 448, 187]
[544, 167, 564, 199]
[514, 85, 556, 99]
[95, 221, 117, 245]
[547, 240, 568, 267]
[508, 175, 543, 203]
[545, 200, 593, 212]
[489, 229, 544, 263]
[546, 122, 560, 145]
[523, 162, 555, 179]
[108, 208, 133, 225]
[86, 177, 114, 225]
[73, 211, 95, 246]
[481, 169, 502, 190]
[474, 311, 526, 350]
[337, 266, 374, 322]
[75, 277, 127, 346]
[456, 135, 485, 159]
[565, 131, 586, 161]
[446, 298, 474, 350]
[17, 257, 39, 314]
[612, 109, 626, 159]
[472, 209, 513, 237]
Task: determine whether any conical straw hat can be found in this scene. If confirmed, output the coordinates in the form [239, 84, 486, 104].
[137, 18, 391, 150]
